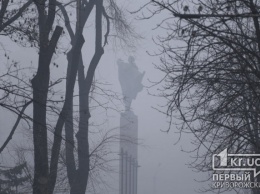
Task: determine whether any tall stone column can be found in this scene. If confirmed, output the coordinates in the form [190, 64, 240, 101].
[118, 56, 144, 194]
[134, 160, 138, 194]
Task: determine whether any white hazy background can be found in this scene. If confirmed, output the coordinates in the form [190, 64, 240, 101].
[0, 1, 237, 194]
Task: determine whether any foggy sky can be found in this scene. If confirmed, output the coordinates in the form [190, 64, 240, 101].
[0, 1, 238, 194]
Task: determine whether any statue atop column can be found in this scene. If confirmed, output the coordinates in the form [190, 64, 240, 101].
[117, 56, 145, 110]
[118, 56, 144, 194]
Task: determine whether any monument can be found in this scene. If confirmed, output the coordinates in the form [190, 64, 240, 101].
[118, 56, 144, 194]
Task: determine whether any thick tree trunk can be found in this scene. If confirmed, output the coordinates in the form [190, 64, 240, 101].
[64, 100, 76, 187]
[64, 51, 77, 187]
[70, 2, 104, 193]
[48, 1, 95, 190]
[32, 26, 62, 194]
[64, 52, 84, 187]
[48, 34, 85, 194]
[70, 84, 90, 194]
[32, 63, 49, 194]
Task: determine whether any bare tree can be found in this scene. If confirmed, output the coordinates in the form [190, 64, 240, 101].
[0, 1, 135, 193]
[0, 0, 33, 34]
[30, 0, 62, 193]
[0, 1, 35, 155]
[143, 0, 260, 193]
[57, 0, 134, 193]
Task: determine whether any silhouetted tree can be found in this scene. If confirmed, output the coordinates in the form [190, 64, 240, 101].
[0, 1, 135, 194]
[145, 0, 260, 193]
[31, 0, 62, 193]
[56, 0, 134, 193]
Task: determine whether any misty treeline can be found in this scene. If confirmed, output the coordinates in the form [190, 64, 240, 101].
[143, 0, 260, 193]
[0, 0, 135, 193]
